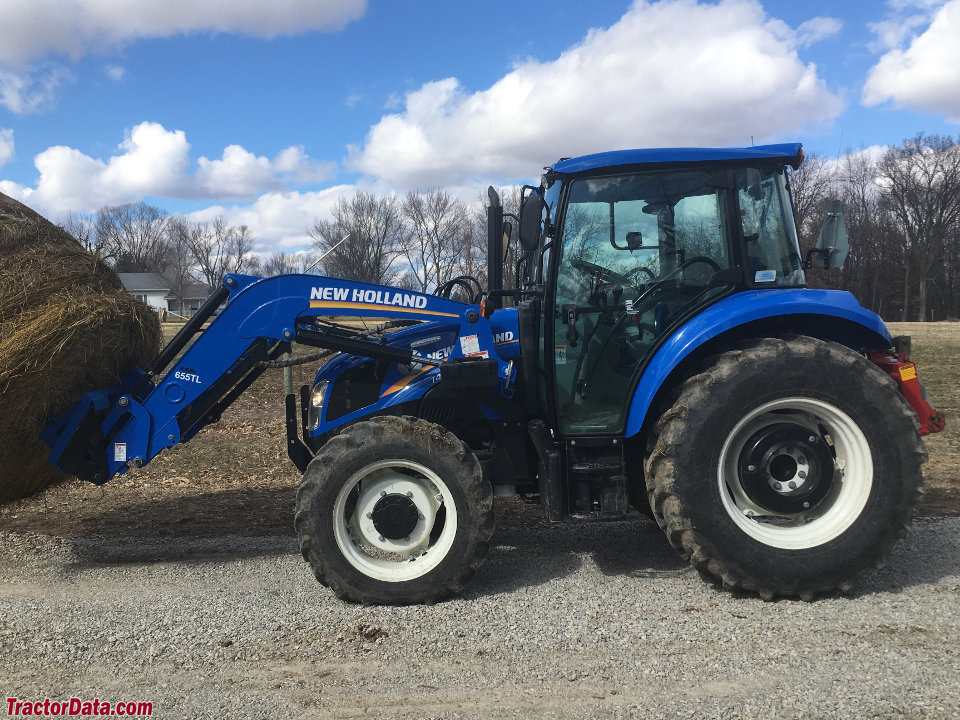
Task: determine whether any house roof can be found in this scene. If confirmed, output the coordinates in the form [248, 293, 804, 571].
[166, 282, 211, 301]
[119, 273, 211, 299]
[118, 272, 168, 292]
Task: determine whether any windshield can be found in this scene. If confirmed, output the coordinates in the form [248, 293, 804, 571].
[736, 168, 805, 287]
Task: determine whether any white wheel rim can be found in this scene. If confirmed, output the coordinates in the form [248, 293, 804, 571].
[332, 459, 458, 582]
[718, 397, 873, 549]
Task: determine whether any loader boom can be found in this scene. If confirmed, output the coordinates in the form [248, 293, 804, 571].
[42, 273, 509, 484]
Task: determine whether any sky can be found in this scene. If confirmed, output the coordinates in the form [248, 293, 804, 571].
[1, 0, 958, 256]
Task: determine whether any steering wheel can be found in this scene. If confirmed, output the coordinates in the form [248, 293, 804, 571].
[571, 256, 722, 399]
[677, 255, 722, 277]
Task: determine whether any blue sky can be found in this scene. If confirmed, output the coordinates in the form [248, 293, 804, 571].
[1, 0, 958, 255]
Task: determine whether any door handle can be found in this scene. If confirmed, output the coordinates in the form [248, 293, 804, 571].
[562, 304, 579, 347]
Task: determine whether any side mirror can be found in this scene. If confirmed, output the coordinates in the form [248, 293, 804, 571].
[810, 199, 848, 269]
[519, 192, 543, 255]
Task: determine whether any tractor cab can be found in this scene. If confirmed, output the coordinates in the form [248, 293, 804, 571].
[517, 145, 808, 438]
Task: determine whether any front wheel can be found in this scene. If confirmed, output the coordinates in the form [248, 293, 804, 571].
[295, 416, 494, 604]
[645, 336, 926, 599]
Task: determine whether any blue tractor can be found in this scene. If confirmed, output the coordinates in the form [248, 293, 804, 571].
[43, 144, 943, 604]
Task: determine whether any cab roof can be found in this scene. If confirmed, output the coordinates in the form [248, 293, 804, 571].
[549, 143, 804, 175]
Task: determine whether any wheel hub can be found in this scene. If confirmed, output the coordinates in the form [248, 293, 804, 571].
[371, 494, 420, 540]
[349, 473, 441, 553]
[738, 422, 835, 514]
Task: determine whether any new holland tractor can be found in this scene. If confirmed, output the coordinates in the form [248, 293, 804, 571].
[43, 143, 944, 604]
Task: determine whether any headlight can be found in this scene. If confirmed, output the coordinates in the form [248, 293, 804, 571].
[307, 380, 328, 431]
[311, 380, 329, 408]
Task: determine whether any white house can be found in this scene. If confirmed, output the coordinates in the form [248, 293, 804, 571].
[118, 273, 212, 318]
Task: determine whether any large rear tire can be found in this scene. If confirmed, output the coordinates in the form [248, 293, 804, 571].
[645, 336, 926, 600]
[295, 416, 494, 604]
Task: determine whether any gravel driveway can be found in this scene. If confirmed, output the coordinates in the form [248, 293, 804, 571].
[1, 515, 958, 719]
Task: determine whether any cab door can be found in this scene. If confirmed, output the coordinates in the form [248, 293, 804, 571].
[547, 169, 734, 436]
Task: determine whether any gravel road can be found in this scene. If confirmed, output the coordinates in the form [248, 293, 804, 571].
[1, 515, 959, 719]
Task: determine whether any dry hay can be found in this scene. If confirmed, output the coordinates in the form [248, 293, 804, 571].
[0, 192, 161, 503]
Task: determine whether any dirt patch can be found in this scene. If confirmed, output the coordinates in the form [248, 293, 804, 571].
[1, 322, 957, 538]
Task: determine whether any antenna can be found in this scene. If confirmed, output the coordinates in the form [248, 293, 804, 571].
[304, 234, 350, 275]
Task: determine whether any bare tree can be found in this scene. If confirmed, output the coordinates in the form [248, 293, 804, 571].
[94, 202, 170, 272]
[59, 211, 98, 256]
[189, 216, 258, 288]
[310, 193, 403, 285]
[261, 250, 314, 276]
[877, 133, 960, 321]
[162, 217, 201, 310]
[400, 189, 472, 292]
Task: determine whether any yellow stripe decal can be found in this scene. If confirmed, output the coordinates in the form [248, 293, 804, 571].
[381, 368, 430, 398]
[494, 339, 519, 346]
[309, 300, 460, 318]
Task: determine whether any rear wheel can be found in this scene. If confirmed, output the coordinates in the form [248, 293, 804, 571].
[645, 336, 926, 599]
[295, 416, 493, 604]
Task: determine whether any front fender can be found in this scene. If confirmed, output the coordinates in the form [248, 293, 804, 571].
[624, 289, 890, 437]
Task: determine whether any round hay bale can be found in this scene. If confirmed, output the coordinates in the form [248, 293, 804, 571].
[0, 192, 162, 503]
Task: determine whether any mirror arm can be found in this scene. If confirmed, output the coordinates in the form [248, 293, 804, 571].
[802, 246, 834, 270]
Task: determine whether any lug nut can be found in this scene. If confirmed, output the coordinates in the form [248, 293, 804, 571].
[378, 535, 385, 543]
[746, 464, 756, 472]
[380, 490, 387, 497]
[366, 512, 372, 519]
[406, 491, 413, 497]
[774, 482, 783, 491]
[808, 435, 817, 443]
[788, 481, 797, 489]
[798, 471, 807, 479]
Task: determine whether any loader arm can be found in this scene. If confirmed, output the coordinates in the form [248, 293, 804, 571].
[41, 273, 506, 484]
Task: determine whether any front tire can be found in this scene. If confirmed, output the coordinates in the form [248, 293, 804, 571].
[645, 336, 926, 599]
[295, 416, 494, 604]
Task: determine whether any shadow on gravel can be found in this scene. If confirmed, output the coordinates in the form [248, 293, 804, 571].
[846, 517, 960, 597]
[72, 487, 298, 538]
[466, 513, 687, 598]
[63, 535, 297, 571]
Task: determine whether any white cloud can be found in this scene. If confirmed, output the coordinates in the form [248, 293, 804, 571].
[0, 129, 13, 169]
[187, 186, 357, 252]
[6, 121, 335, 213]
[0, 65, 71, 114]
[0, 0, 367, 66]
[195, 145, 336, 199]
[105, 65, 126, 81]
[795, 17, 844, 47]
[347, 0, 844, 189]
[863, 0, 960, 122]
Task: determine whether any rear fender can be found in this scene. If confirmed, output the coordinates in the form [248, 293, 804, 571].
[624, 289, 890, 438]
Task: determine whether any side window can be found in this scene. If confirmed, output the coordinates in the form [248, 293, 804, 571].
[736, 169, 805, 287]
[673, 194, 729, 285]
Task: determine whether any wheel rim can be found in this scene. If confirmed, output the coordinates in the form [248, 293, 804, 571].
[332, 459, 458, 582]
[718, 397, 873, 549]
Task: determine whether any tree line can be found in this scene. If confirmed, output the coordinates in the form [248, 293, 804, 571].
[61, 188, 516, 306]
[794, 133, 960, 322]
[61, 132, 960, 321]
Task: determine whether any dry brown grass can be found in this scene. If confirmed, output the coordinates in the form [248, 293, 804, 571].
[887, 322, 960, 514]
